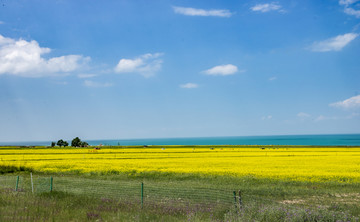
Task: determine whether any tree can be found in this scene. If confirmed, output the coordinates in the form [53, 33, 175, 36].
[71, 137, 81, 147]
[63, 141, 69, 147]
[57, 139, 64, 147]
[51, 142, 56, 147]
[71, 137, 89, 147]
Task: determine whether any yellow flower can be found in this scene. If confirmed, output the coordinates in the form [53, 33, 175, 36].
[1, 146, 359, 183]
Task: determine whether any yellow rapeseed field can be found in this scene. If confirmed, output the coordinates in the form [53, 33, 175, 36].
[1, 146, 360, 183]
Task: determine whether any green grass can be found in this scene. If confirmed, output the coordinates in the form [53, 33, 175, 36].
[0, 165, 32, 174]
[1, 172, 359, 221]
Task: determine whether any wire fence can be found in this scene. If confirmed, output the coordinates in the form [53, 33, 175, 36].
[0, 174, 236, 212]
[1, 174, 359, 222]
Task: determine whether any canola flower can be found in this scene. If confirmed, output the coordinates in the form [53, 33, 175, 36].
[1, 146, 360, 183]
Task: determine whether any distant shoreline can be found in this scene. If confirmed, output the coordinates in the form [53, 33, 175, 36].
[1, 134, 360, 146]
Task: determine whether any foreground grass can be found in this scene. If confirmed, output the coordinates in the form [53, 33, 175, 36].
[0, 189, 358, 221]
[0, 189, 200, 221]
[1, 172, 360, 221]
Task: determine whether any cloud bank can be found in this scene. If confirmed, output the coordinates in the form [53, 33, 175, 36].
[114, 53, 163, 77]
[203, 64, 239, 76]
[309, 33, 358, 52]
[0, 35, 89, 77]
[173, 6, 232, 17]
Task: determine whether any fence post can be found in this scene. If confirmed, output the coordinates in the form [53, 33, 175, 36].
[30, 172, 34, 193]
[15, 176, 19, 191]
[233, 191, 237, 210]
[50, 176, 53, 192]
[141, 182, 144, 209]
[238, 190, 242, 208]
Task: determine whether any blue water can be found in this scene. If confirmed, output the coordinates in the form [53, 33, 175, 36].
[1, 134, 360, 146]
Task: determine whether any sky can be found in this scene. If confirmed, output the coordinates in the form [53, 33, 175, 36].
[0, 0, 360, 142]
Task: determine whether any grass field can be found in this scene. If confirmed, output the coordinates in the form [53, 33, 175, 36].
[1, 145, 360, 221]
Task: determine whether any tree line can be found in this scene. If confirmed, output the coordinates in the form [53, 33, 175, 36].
[51, 137, 89, 147]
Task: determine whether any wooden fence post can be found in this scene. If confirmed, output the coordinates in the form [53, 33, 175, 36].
[141, 182, 144, 209]
[15, 176, 19, 191]
[50, 176, 53, 192]
[238, 190, 242, 208]
[30, 172, 34, 193]
[233, 191, 237, 210]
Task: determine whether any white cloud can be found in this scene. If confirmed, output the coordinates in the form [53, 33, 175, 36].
[180, 83, 199, 89]
[203, 64, 239, 76]
[78, 74, 97, 79]
[309, 33, 358, 52]
[173, 6, 232, 17]
[55, 81, 68, 85]
[339, 0, 360, 18]
[84, 80, 113, 88]
[347, 112, 360, 118]
[315, 115, 327, 122]
[315, 113, 359, 121]
[315, 115, 342, 122]
[0, 21, 4, 25]
[251, 2, 282, 13]
[262, 115, 273, 120]
[344, 7, 360, 18]
[269, 76, 277, 81]
[114, 53, 163, 78]
[339, 0, 359, 6]
[330, 95, 360, 109]
[297, 112, 311, 118]
[0, 35, 89, 77]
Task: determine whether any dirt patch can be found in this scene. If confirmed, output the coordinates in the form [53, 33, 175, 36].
[280, 193, 360, 206]
[280, 199, 305, 204]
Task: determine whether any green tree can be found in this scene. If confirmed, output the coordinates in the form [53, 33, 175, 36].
[71, 137, 82, 147]
[63, 141, 69, 147]
[57, 139, 64, 147]
[81, 141, 89, 147]
[51, 142, 55, 147]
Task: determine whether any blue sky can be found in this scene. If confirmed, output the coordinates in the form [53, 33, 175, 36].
[0, 0, 360, 142]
